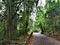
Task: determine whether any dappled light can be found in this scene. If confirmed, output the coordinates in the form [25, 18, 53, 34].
[0, 0, 60, 45]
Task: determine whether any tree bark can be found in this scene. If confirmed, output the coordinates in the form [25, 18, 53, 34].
[3, 0, 16, 44]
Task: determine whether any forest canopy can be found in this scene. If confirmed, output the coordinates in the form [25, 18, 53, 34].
[0, 0, 60, 45]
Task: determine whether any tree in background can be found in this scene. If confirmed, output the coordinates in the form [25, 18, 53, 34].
[34, 0, 60, 35]
[0, 0, 60, 44]
[0, 0, 39, 45]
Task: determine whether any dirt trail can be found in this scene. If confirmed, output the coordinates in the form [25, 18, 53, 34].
[30, 32, 60, 45]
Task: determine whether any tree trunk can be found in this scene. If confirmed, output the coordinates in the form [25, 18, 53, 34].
[3, 0, 16, 44]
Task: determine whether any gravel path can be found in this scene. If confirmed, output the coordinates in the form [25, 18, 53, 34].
[32, 33, 60, 45]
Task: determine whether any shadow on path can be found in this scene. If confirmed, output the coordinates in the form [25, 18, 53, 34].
[31, 32, 60, 45]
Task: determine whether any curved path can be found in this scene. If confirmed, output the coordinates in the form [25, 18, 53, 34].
[31, 32, 60, 45]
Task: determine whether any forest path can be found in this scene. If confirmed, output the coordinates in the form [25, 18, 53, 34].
[30, 32, 60, 45]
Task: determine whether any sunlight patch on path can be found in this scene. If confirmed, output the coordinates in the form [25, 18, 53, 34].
[33, 32, 45, 37]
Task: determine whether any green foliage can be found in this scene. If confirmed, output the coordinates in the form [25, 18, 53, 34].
[34, 0, 60, 34]
[0, 0, 60, 42]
